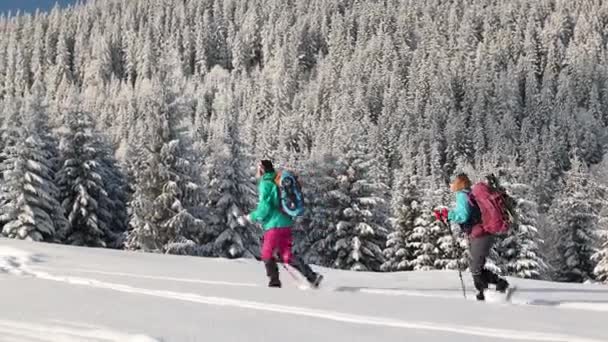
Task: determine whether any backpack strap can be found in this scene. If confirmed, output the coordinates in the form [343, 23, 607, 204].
[464, 190, 482, 228]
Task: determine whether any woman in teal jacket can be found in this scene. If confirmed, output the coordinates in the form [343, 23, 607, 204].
[445, 173, 509, 301]
[242, 160, 322, 288]
[447, 187, 476, 231]
[248, 170, 294, 231]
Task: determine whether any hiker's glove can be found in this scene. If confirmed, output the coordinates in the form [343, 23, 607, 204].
[441, 208, 448, 221]
[433, 209, 449, 222]
[433, 210, 443, 222]
[237, 215, 251, 226]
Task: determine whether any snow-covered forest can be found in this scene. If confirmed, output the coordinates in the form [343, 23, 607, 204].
[0, 0, 607, 283]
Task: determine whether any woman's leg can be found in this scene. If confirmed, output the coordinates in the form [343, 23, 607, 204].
[261, 229, 281, 287]
[279, 229, 322, 286]
[469, 234, 494, 299]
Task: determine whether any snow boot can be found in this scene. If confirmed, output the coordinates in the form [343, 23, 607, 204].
[481, 269, 501, 286]
[310, 273, 323, 288]
[289, 256, 319, 285]
[268, 278, 282, 288]
[496, 278, 509, 293]
[481, 269, 509, 293]
[473, 273, 487, 301]
[473, 274, 488, 292]
[265, 260, 281, 288]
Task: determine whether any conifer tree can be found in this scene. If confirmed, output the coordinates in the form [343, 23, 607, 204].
[328, 121, 388, 271]
[382, 179, 419, 272]
[57, 110, 124, 247]
[297, 153, 341, 267]
[549, 158, 603, 282]
[126, 78, 204, 253]
[494, 180, 548, 279]
[0, 134, 66, 242]
[0, 0, 607, 278]
[592, 210, 608, 283]
[199, 84, 259, 258]
[409, 205, 444, 271]
[0, 93, 66, 242]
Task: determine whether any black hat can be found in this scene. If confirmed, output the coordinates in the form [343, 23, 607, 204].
[260, 160, 274, 173]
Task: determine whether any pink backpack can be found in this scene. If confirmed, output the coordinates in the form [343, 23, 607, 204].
[470, 181, 511, 235]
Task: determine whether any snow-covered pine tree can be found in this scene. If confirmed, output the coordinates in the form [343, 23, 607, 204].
[1, 0, 608, 279]
[549, 157, 603, 282]
[382, 177, 420, 272]
[1, 97, 25, 207]
[328, 121, 388, 272]
[56, 110, 125, 247]
[0, 106, 66, 242]
[99, 153, 130, 248]
[198, 82, 259, 259]
[434, 221, 468, 271]
[0, 135, 66, 242]
[126, 78, 205, 253]
[408, 203, 444, 271]
[494, 178, 548, 279]
[0, 93, 67, 242]
[591, 157, 608, 283]
[592, 209, 608, 283]
[28, 82, 70, 236]
[296, 153, 341, 267]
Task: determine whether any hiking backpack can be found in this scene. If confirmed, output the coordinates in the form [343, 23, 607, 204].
[274, 169, 305, 217]
[469, 174, 516, 235]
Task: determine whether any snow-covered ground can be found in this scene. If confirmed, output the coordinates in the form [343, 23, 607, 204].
[0, 239, 607, 342]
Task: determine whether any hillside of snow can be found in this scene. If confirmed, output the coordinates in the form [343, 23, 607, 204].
[0, 239, 606, 342]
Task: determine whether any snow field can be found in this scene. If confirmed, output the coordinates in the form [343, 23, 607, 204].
[0, 239, 607, 342]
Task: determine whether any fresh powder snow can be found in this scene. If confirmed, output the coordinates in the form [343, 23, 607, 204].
[0, 239, 607, 342]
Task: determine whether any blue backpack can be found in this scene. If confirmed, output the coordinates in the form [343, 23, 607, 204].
[274, 169, 305, 217]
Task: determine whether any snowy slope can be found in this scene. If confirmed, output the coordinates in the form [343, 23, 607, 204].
[0, 239, 607, 342]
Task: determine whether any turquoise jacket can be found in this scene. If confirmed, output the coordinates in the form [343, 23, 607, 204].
[448, 190, 472, 224]
[248, 172, 294, 231]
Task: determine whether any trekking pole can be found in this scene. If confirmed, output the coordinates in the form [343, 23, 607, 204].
[277, 256, 310, 289]
[281, 263, 301, 281]
[440, 220, 467, 299]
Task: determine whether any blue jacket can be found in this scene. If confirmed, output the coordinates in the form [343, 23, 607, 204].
[448, 190, 473, 224]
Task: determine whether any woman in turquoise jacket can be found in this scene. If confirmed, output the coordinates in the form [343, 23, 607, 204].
[241, 160, 322, 288]
[445, 173, 509, 301]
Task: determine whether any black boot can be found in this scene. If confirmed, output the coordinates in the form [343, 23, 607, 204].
[473, 274, 487, 301]
[482, 269, 509, 292]
[289, 256, 322, 287]
[268, 279, 281, 288]
[473, 274, 488, 290]
[481, 269, 500, 285]
[310, 273, 324, 288]
[496, 278, 510, 293]
[265, 259, 281, 288]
